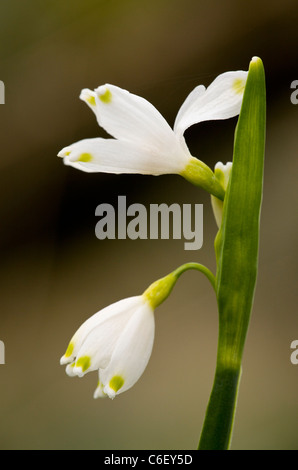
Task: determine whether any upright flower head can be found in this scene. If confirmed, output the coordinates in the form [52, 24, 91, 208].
[58, 70, 247, 199]
[60, 270, 178, 399]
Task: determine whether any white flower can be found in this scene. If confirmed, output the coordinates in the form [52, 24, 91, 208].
[60, 271, 178, 399]
[60, 296, 155, 399]
[58, 71, 247, 199]
[211, 161, 233, 228]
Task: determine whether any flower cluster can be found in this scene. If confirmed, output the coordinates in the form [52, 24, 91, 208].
[59, 69, 247, 398]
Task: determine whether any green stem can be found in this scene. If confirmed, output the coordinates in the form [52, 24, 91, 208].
[143, 262, 216, 310]
[172, 262, 216, 292]
[198, 364, 241, 450]
[173, 263, 239, 450]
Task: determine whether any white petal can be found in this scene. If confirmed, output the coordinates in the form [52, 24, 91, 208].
[93, 374, 107, 399]
[60, 296, 142, 366]
[79, 88, 97, 116]
[101, 303, 155, 398]
[58, 137, 189, 175]
[65, 362, 77, 377]
[93, 84, 184, 155]
[174, 84, 206, 143]
[73, 297, 144, 376]
[174, 71, 248, 137]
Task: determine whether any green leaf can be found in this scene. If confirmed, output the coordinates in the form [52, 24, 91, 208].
[216, 57, 266, 366]
[198, 57, 266, 450]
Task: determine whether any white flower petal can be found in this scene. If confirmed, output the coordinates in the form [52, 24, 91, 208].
[73, 297, 144, 376]
[174, 84, 206, 143]
[60, 296, 142, 366]
[79, 88, 97, 116]
[174, 71, 248, 137]
[93, 84, 184, 155]
[101, 303, 155, 398]
[58, 137, 189, 175]
[65, 362, 77, 377]
[93, 374, 108, 399]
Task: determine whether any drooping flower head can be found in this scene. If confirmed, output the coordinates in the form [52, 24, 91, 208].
[58, 71, 247, 200]
[61, 295, 155, 399]
[60, 270, 178, 399]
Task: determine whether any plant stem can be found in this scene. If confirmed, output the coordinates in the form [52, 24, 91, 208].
[172, 262, 216, 292]
[198, 364, 241, 450]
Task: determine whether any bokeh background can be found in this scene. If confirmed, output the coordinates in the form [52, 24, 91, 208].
[0, 0, 297, 450]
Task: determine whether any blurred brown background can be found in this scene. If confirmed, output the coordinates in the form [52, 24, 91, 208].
[0, 0, 297, 450]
